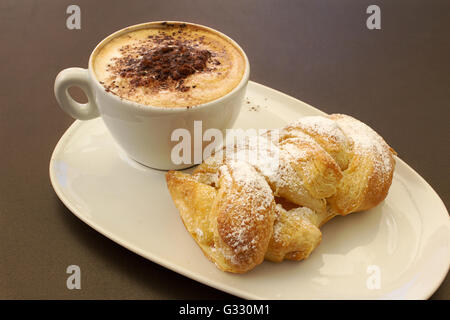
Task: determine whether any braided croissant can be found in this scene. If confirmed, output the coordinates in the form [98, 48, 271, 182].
[166, 114, 396, 273]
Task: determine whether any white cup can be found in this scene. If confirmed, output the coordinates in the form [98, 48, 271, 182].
[54, 21, 250, 170]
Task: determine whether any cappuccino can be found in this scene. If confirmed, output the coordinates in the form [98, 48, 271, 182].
[93, 22, 246, 108]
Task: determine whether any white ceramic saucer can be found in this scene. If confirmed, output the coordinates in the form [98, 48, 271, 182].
[50, 81, 449, 299]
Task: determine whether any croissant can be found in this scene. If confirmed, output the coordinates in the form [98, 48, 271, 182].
[166, 114, 396, 273]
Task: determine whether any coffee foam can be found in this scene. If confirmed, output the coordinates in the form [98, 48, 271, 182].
[93, 23, 246, 108]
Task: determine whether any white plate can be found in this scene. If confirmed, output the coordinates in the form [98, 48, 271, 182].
[50, 81, 449, 299]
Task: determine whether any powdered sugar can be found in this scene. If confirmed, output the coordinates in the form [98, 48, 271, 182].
[331, 114, 394, 180]
[293, 116, 347, 145]
[221, 160, 274, 217]
[217, 161, 274, 257]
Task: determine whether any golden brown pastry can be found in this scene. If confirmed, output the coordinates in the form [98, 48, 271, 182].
[326, 114, 396, 214]
[166, 114, 396, 273]
[167, 161, 275, 273]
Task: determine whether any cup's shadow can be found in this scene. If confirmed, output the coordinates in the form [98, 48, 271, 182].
[117, 146, 198, 173]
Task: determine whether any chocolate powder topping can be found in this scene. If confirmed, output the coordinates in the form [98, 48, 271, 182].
[105, 27, 220, 93]
[139, 45, 211, 82]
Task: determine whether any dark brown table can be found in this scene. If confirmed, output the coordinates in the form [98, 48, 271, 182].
[1, 0, 448, 299]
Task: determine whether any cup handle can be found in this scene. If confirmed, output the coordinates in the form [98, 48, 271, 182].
[54, 67, 100, 120]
